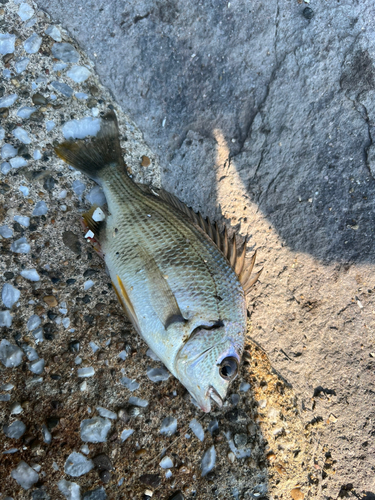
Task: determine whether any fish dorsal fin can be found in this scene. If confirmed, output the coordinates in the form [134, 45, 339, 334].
[145, 186, 262, 294]
[137, 244, 186, 330]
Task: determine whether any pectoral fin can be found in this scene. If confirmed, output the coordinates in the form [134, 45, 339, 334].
[138, 245, 185, 330]
[114, 275, 140, 332]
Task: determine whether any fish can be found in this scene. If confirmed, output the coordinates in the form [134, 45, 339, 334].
[54, 111, 262, 412]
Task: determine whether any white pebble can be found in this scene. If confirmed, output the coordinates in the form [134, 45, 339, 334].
[208, 419, 219, 435]
[147, 366, 170, 382]
[2, 283, 21, 308]
[0, 225, 13, 238]
[96, 406, 117, 419]
[28, 358, 45, 374]
[0, 394, 11, 401]
[189, 418, 204, 442]
[0, 94, 18, 108]
[58, 479, 81, 500]
[128, 396, 148, 407]
[46, 120, 55, 132]
[84, 280, 95, 290]
[19, 186, 29, 196]
[201, 445, 216, 476]
[0, 310, 12, 327]
[53, 62, 67, 71]
[1, 383, 14, 391]
[32, 201, 48, 216]
[3, 420, 26, 438]
[14, 57, 30, 74]
[14, 215, 30, 227]
[17, 106, 36, 119]
[13, 127, 31, 144]
[11, 461, 39, 490]
[80, 444, 90, 454]
[18, 3, 34, 21]
[62, 317, 70, 328]
[24, 33, 42, 54]
[27, 314, 41, 331]
[25, 17, 36, 28]
[72, 179, 86, 198]
[75, 92, 88, 100]
[92, 207, 105, 221]
[33, 149, 42, 160]
[89, 341, 99, 353]
[80, 417, 111, 443]
[160, 416, 177, 436]
[51, 42, 79, 63]
[0, 126, 4, 140]
[92, 107, 99, 117]
[66, 65, 91, 83]
[160, 456, 173, 469]
[80, 381, 87, 391]
[42, 424, 52, 444]
[85, 230, 94, 239]
[45, 25, 62, 42]
[86, 186, 106, 206]
[75, 356, 82, 365]
[1, 162, 11, 174]
[59, 301, 67, 314]
[10, 157, 28, 169]
[62, 117, 101, 140]
[11, 237, 30, 253]
[1, 144, 18, 159]
[118, 350, 128, 360]
[78, 367, 95, 377]
[23, 345, 38, 361]
[120, 428, 134, 442]
[165, 469, 173, 478]
[32, 328, 44, 343]
[20, 269, 40, 281]
[120, 376, 139, 391]
[58, 190, 67, 199]
[240, 382, 251, 392]
[0, 34, 16, 54]
[10, 402, 23, 415]
[64, 452, 94, 477]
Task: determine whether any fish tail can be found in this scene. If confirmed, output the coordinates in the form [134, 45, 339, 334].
[54, 110, 124, 183]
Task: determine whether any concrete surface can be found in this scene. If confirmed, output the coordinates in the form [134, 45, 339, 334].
[1, 0, 375, 498]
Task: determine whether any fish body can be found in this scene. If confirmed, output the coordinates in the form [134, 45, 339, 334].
[55, 112, 260, 412]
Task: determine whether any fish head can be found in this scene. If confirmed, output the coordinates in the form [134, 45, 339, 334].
[175, 321, 244, 412]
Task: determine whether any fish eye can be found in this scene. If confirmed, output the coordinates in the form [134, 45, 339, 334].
[219, 357, 238, 380]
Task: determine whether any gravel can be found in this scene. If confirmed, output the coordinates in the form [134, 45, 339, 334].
[3, 420, 27, 439]
[64, 452, 94, 477]
[0, 339, 24, 367]
[58, 479, 81, 500]
[201, 446, 216, 477]
[80, 417, 111, 443]
[11, 461, 39, 490]
[2, 283, 21, 308]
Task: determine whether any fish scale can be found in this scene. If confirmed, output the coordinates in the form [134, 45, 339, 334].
[55, 110, 256, 412]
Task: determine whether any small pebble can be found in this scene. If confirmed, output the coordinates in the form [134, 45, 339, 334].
[51, 42, 80, 63]
[96, 407, 117, 419]
[0, 339, 24, 367]
[160, 417, 177, 436]
[160, 456, 173, 469]
[1, 144, 18, 159]
[78, 367, 95, 377]
[189, 418, 204, 441]
[18, 3, 34, 21]
[201, 445, 216, 476]
[120, 428, 134, 442]
[17, 106, 36, 119]
[2, 283, 21, 308]
[51, 81, 73, 97]
[24, 33, 42, 54]
[20, 269, 40, 282]
[3, 420, 26, 439]
[11, 461, 39, 490]
[0, 225, 13, 238]
[19, 186, 29, 196]
[128, 396, 148, 407]
[0, 34, 16, 55]
[64, 452, 94, 477]
[63, 117, 100, 140]
[146, 366, 170, 382]
[45, 25, 62, 42]
[66, 65, 91, 83]
[80, 417, 111, 443]
[11, 237, 31, 253]
[58, 479, 81, 500]
[10, 156, 28, 169]
[43, 295, 57, 307]
[120, 376, 140, 391]
[14, 215, 30, 227]
[33, 201, 48, 216]
[0, 94, 18, 108]
[84, 280, 95, 290]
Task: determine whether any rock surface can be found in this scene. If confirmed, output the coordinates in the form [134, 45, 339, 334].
[0, 0, 374, 498]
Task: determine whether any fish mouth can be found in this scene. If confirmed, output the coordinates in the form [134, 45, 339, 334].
[209, 386, 223, 408]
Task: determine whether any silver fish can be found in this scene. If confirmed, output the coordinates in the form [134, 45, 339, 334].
[55, 111, 261, 412]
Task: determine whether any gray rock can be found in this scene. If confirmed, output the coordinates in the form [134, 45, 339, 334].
[11, 461, 39, 490]
[23, 33, 42, 54]
[80, 417, 111, 443]
[82, 487, 107, 500]
[0, 340, 24, 367]
[51, 42, 79, 62]
[64, 452, 94, 477]
[50, 81, 73, 97]
[3, 420, 26, 439]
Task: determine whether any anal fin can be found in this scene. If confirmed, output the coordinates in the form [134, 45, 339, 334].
[114, 275, 140, 331]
